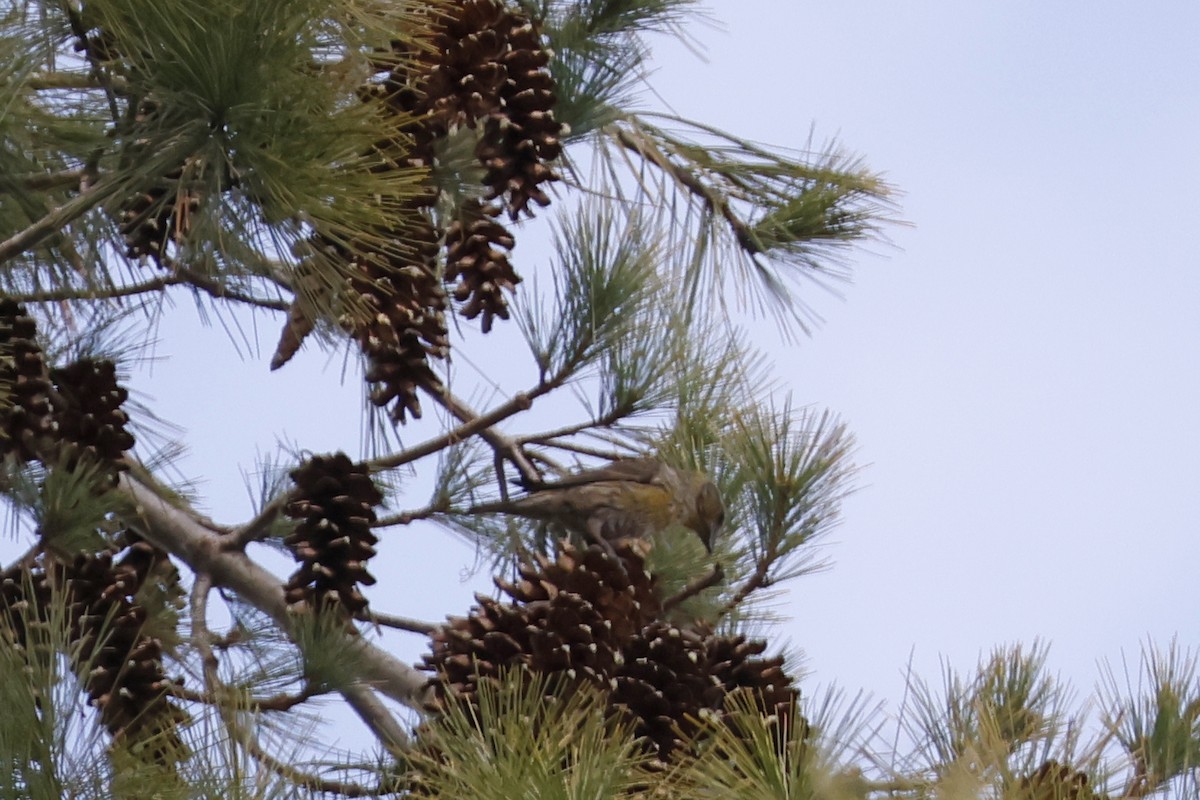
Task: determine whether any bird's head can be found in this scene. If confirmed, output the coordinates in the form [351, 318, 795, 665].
[690, 479, 725, 552]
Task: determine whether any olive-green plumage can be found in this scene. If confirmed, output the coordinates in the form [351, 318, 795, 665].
[469, 458, 724, 551]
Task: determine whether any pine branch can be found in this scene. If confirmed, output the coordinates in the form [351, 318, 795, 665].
[613, 123, 760, 254]
[118, 473, 433, 714]
[661, 562, 724, 613]
[5, 169, 89, 191]
[358, 610, 438, 635]
[518, 437, 628, 461]
[194, 576, 391, 791]
[423, 387, 542, 487]
[9, 269, 289, 312]
[170, 681, 327, 713]
[158, 259, 291, 311]
[372, 501, 448, 529]
[720, 544, 777, 616]
[370, 389, 535, 472]
[242, 735, 379, 798]
[26, 72, 116, 91]
[0, 178, 121, 265]
[11, 274, 179, 302]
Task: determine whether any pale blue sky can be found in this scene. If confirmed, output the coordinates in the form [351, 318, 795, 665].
[652, 0, 1200, 707]
[6, 0, 1197, 746]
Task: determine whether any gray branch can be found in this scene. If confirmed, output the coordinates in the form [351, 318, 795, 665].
[118, 474, 432, 724]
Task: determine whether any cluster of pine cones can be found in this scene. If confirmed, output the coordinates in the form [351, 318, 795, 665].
[0, 533, 188, 765]
[0, 300, 183, 759]
[421, 541, 801, 762]
[97, 0, 564, 425]
[0, 299, 135, 482]
[344, 0, 564, 423]
[270, 0, 565, 424]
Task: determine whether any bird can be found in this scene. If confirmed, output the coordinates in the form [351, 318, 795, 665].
[467, 458, 724, 552]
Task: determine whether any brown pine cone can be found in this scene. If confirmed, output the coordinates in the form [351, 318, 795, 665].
[1012, 760, 1104, 800]
[422, 542, 660, 705]
[421, 540, 801, 762]
[0, 299, 54, 461]
[284, 453, 383, 616]
[444, 200, 519, 332]
[56, 548, 189, 765]
[50, 357, 136, 483]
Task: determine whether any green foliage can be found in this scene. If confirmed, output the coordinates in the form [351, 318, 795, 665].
[728, 403, 853, 579]
[906, 643, 1065, 771]
[517, 202, 661, 384]
[1103, 642, 1200, 796]
[0, 0, 436, 309]
[598, 115, 895, 336]
[521, 0, 703, 137]
[669, 690, 823, 800]
[407, 670, 652, 800]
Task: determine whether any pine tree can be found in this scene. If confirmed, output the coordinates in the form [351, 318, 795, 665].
[0, 1, 1195, 798]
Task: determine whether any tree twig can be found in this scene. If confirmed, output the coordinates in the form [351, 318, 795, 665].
[225, 491, 291, 550]
[720, 543, 778, 617]
[0, 178, 121, 265]
[613, 123, 763, 257]
[12, 274, 179, 303]
[171, 680, 328, 712]
[241, 733, 382, 797]
[5, 168, 90, 191]
[191, 573, 220, 686]
[424, 388, 541, 487]
[27, 71, 114, 90]
[165, 258, 290, 311]
[662, 562, 725, 613]
[358, 610, 439, 635]
[521, 438, 622, 462]
[371, 388, 534, 472]
[372, 501, 447, 529]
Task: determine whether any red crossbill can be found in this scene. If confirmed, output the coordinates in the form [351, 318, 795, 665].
[468, 458, 724, 551]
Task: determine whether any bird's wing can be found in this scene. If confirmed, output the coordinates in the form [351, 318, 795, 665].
[467, 491, 576, 520]
[534, 458, 662, 490]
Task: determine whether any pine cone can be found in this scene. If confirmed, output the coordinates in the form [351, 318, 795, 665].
[1013, 761, 1103, 800]
[50, 357, 136, 483]
[119, 171, 200, 263]
[0, 299, 54, 461]
[444, 200, 519, 332]
[323, 202, 449, 423]
[704, 633, 798, 718]
[422, 542, 660, 704]
[117, 98, 204, 263]
[425, 0, 564, 220]
[613, 624, 802, 761]
[422, 541, 801, 761]
[377, 0, 562, 331]
[0, 558, 52, 650]
[418, 0, 514, 127]
[284, 453, 383, 616]
[353, 233, 449, 423]
[57, 548, 190, 765]
[117, 102, 203, 265]
[113, 530, 186, 645]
